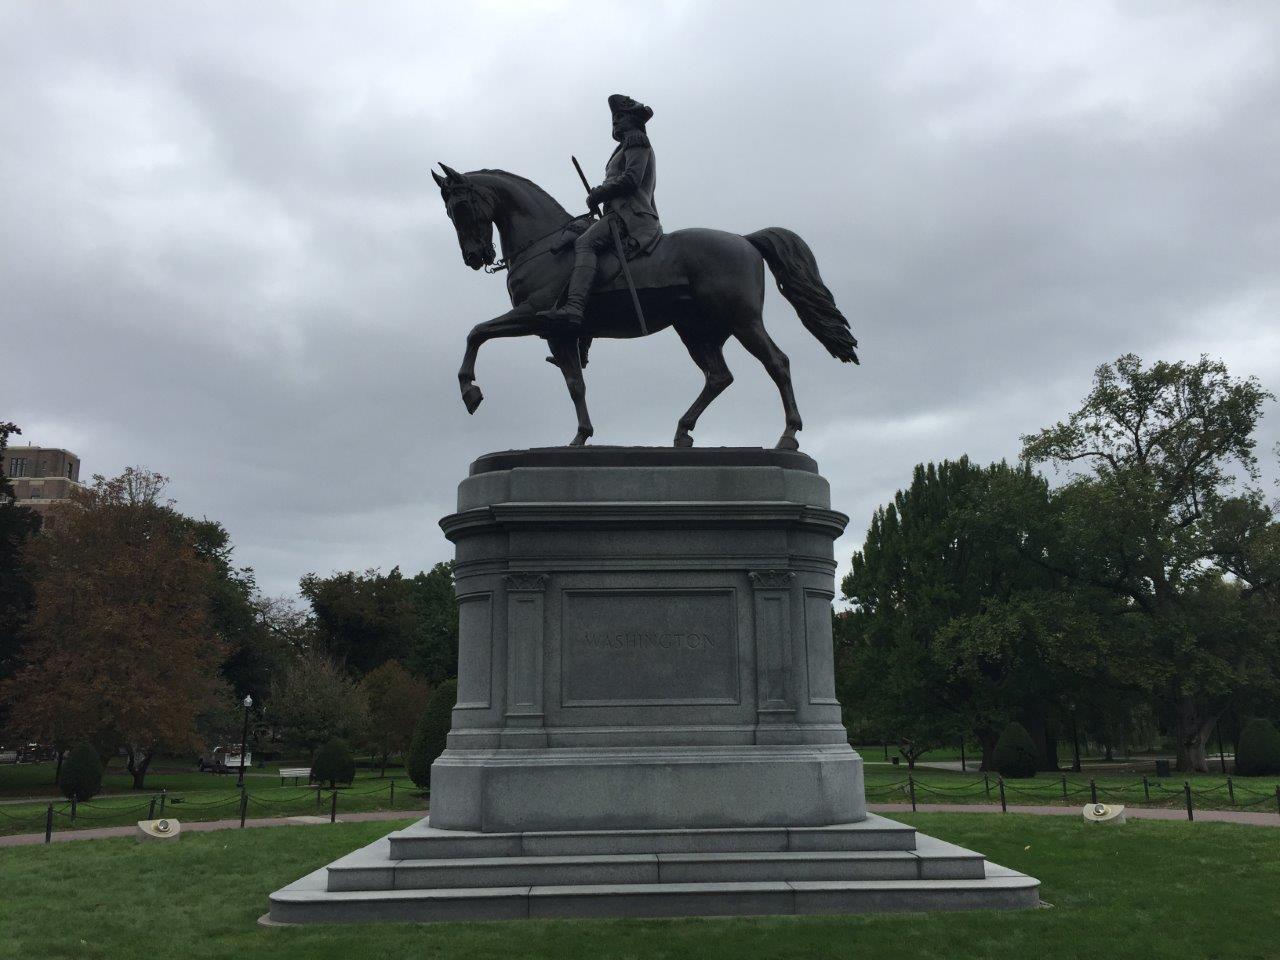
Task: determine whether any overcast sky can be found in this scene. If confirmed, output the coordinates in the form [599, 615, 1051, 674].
[3, 1, 1278, 599]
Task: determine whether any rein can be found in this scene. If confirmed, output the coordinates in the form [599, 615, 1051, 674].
[485, 214, 593, 274]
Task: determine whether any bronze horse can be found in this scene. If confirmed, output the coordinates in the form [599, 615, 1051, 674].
[434, 164, 858, 450]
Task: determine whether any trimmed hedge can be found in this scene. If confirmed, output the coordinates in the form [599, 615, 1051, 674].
[406, 678, 457, 790]
[993, 721, 1038, 779]
[59, 742, 103, 802]
[1234, 718, 1280, 777]
[311, 739, 356, 788]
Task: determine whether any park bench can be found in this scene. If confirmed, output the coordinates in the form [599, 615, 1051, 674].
[279, 766, 313, 786]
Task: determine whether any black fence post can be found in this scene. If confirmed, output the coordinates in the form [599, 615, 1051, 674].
[316, 786, 322, 811]
[1142, 776, 1150, 802]
[239, 789, 248, 828]
[908, 775, 916, 812]
[148, 796, 157, 820]
[1090, 779, 1098, 804]
[1184, 781, 1194, 821]
[159, 790, 166, 816]
[44, 803, 53, 844]
[1274, 785, 1279, 816]
[330, 790, 338, 824]
[390, 779, 396, 805]
[983, 773, 991, 801]
[1227, 776, 1235, 805]
[1061, 775, 1068, 801]
[998, 777, 1007, 813]
[70, 797, 77, 822]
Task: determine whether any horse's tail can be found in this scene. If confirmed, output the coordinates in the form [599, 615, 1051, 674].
[745, 227, 859, 364]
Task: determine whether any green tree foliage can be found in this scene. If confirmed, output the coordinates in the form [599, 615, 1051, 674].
[359, 660, 430, 774]
[268, 652, 368, 752]
[993, 721, 1039, 779]
[1022, 354, 1278, 771]
[300, 564, 457, 680]
[1234, 718, 1280, 776]
[840, 457, 1096, 769]
[311, 738, 356, 788]
[406, 678, 456, 790]
[59, 742, 104, 801]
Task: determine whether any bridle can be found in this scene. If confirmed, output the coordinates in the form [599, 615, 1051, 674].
[447, 182, 589, 275]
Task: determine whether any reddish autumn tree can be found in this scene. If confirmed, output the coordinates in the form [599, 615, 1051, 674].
[3, 468, 228, 788]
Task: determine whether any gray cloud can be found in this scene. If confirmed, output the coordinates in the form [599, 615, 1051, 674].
[2, 1, 1277, 595]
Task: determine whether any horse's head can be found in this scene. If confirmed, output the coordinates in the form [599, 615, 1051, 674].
[433, 164, 497, 270]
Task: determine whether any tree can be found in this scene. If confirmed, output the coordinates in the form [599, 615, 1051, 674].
[993, 721, 1039, 779]
[59, 742, 104, 802]
[268, 651, 368, 752]
[311, 738, 356, 788]
[406, 678, 456, 789]
[0, 422, 41, 704]
[1234, 718, 1280, 776]
[1023, 354, 1277, 771]
[359, 660, 430, 775]
[409, 562, 459, 683]
[301, 567, 427, 677]
[839, 458, 1096, 769]
[1, 469, 229, 789]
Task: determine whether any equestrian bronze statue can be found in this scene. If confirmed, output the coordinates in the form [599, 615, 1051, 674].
[434, 93, 858, 450]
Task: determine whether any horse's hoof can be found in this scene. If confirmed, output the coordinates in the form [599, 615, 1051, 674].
[673, 434, 694, 448]
[775, 435, 800, 451]
[461, 385, 484, 414]
[569, 430, 593, 448]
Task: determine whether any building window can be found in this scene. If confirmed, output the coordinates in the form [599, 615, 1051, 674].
[67, 463, 74, 478]
[10, 458, 26, 477]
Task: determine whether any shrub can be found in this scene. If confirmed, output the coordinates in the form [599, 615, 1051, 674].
[406, 678, 456, 790]
[311, 739, 356, 788]
[59, 742, 103, 802]
[993, 721, 1038, 779]
[1234, 718, 1280, 777]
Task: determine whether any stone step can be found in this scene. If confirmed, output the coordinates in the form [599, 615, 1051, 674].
[328, 835, 985, 892]
[269, 863, 1039, 924]
[386, 813, 918, 860]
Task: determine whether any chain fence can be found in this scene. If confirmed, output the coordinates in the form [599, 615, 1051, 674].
[865, 771, 1280, 820]
[2, 777, 426, 843]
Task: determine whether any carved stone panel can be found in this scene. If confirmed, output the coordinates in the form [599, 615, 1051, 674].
[804, 589, 839, 704]
[455, 592, 493, 709]
[560, 589, 739, 706]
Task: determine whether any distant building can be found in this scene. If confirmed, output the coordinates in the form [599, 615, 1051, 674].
[4, 445, 84, 517]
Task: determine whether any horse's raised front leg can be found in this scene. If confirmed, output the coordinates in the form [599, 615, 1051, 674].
[548, 335, 593, 446]
[457, 306, 538, 414]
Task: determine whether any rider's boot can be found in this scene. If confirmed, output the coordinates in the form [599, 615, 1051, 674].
[539, 249, 596, 329]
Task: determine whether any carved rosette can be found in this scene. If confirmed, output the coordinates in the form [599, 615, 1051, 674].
[504, 572, 549, 592]
[748, 569, 796, 590]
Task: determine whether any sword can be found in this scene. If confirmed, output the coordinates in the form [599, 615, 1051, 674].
[572, 155, 648, 335]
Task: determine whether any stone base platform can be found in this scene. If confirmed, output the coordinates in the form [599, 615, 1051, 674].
[266, 814, 1039, 923]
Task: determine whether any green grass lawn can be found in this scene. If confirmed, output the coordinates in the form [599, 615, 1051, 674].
[1, 813, 1276, 959]
[0, 761, 423, 838]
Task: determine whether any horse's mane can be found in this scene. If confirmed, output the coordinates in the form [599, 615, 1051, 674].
[469, 168, 569, 217]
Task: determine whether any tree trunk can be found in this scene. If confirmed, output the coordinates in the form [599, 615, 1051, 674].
[977, 728, 998, 772]
[53, 748, 65, 785]
[1174, 695, 1210, 773]
[128, 747, 155, 789]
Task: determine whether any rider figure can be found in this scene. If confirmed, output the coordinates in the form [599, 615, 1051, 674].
[540, 94, 662, 327]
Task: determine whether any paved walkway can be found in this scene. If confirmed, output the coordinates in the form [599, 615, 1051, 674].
[2, 801, 1278, 848]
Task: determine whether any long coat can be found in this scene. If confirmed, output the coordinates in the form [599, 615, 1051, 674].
[589, 130, 662, 255]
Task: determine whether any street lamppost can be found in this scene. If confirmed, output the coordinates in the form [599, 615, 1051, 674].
[236, 694, 253, 788]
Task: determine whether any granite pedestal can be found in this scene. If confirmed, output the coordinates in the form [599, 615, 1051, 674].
[267, 448, 1038, 922]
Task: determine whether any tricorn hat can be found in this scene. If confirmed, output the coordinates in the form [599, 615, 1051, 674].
[608, 94, 653, 124]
